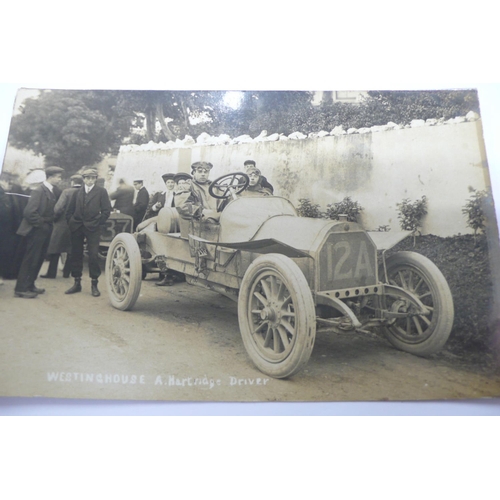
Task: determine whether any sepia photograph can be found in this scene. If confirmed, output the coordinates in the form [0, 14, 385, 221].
[1, 87, 499, 402]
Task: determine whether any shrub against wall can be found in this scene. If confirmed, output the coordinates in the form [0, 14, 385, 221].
[325, 197, 363, 223]
[462, 188, 488, 242]
[397, 196, 428, 245]
[297, 199, 323, 218]
[296, 196, 364, 223]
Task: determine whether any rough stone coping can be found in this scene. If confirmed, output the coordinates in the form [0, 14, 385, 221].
[119, 111, 480, 153]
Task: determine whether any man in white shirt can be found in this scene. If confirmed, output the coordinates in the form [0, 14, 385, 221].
[132, 179, 149, 229]
[65, 168, 112, 297]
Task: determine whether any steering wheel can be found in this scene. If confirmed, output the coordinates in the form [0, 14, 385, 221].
[209, 172, 249, 199]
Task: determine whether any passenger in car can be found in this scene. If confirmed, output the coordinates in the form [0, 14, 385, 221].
[144, 173, 176, 220]
[243, 160, 274, 194]
[173, 172, 192, 195]
[176, 162, 221, 222]
[240, 166, 273, 197]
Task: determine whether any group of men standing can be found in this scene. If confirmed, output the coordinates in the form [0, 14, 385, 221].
[7, 158, 273, 297]
[13, 167, 111, 299]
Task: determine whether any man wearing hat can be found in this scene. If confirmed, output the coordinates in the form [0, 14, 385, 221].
[41, 174, 84, 279]
[144, 173, 175, 220]
[65, 168, 112, 297]
[173, 172, 192, 197]
[14, 166, 64, 298]
[132, 179, 149, 229]
[109, 178, 134, 217]
[241, 165, 273, 197]
[243, 160, 274, 194]
[152, 172, 193, 287]
[176, 161, 220, 221]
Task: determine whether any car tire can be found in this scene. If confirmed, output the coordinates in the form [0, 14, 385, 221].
[238, 253, 316, 378]
[379, 251, 454, 356]
[105, 233, 142, 311]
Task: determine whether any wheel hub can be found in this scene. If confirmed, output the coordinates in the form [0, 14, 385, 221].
[260, 299, 282, 325]
[113, 258, 126, 278]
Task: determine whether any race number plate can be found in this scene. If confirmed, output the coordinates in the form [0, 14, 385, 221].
[318, 232, 377, 291]
[101, 214, 133, 243]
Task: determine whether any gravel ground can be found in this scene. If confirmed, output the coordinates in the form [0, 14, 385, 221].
[1, 259, 499, 402]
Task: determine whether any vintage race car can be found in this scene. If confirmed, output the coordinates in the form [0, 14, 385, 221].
[105, 173, 454, 378]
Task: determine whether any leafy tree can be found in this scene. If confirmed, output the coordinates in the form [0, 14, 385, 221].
[364, 90, 479, 124]
[8, 90, 136, 174]
[8, 89, 480, 177]
[303, 89, 479, 132]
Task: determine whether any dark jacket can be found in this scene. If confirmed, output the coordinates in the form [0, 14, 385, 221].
[110, 184, 135, 217]
[144, 190, 175, 220]
[16, 184, 57, 236]
[133, 186, 149, 224]
[67, 185, 112, 232]
[47, 185, 80, 253]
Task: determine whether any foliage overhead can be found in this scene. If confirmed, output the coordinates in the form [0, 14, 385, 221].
[8, 89, 480, 175]
[8, 90, 135, 173]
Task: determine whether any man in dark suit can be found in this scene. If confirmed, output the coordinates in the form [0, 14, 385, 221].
[41, 174, 83, 279]
[65, 168, 112, 297]
[109, 178, 135, 217]
[14, 166, 64, 298]
[132, 179, 149, 229]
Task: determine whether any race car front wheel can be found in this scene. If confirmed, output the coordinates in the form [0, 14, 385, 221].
[238, 254, 316, 379]
[106, 233, 142, 311]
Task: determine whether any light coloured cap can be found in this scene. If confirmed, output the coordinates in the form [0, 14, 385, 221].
[82, 168, 98, 178]
[25, 169, 46, 185]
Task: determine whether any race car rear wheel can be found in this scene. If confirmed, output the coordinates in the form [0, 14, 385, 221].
[238, 254, 316, 378]
[379, 251, 454, 356]
[106, 233, 142, 311]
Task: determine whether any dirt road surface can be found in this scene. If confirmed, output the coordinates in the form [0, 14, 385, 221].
[1, 264, 500, 402]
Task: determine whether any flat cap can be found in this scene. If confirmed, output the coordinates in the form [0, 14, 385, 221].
[133, 179, 143, 183]
[173, 172, 193, 182]
[191, 161, 213, 171]
[244, 160, 256, 167]
[45, 166, 64, 177]
[82, 168, 98, 178]
[25, 169, 46, 185]
[161, 173, 175, 182]
[246, 166, 261, 175]
[70, 174, 84, 183]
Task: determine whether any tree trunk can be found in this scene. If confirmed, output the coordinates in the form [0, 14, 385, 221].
[156, 102, 177, 141]
[145, 107, 157, 141]
[179, 99, 190, 133]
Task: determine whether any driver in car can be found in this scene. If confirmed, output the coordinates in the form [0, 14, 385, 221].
[176, 161, 221, 222]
